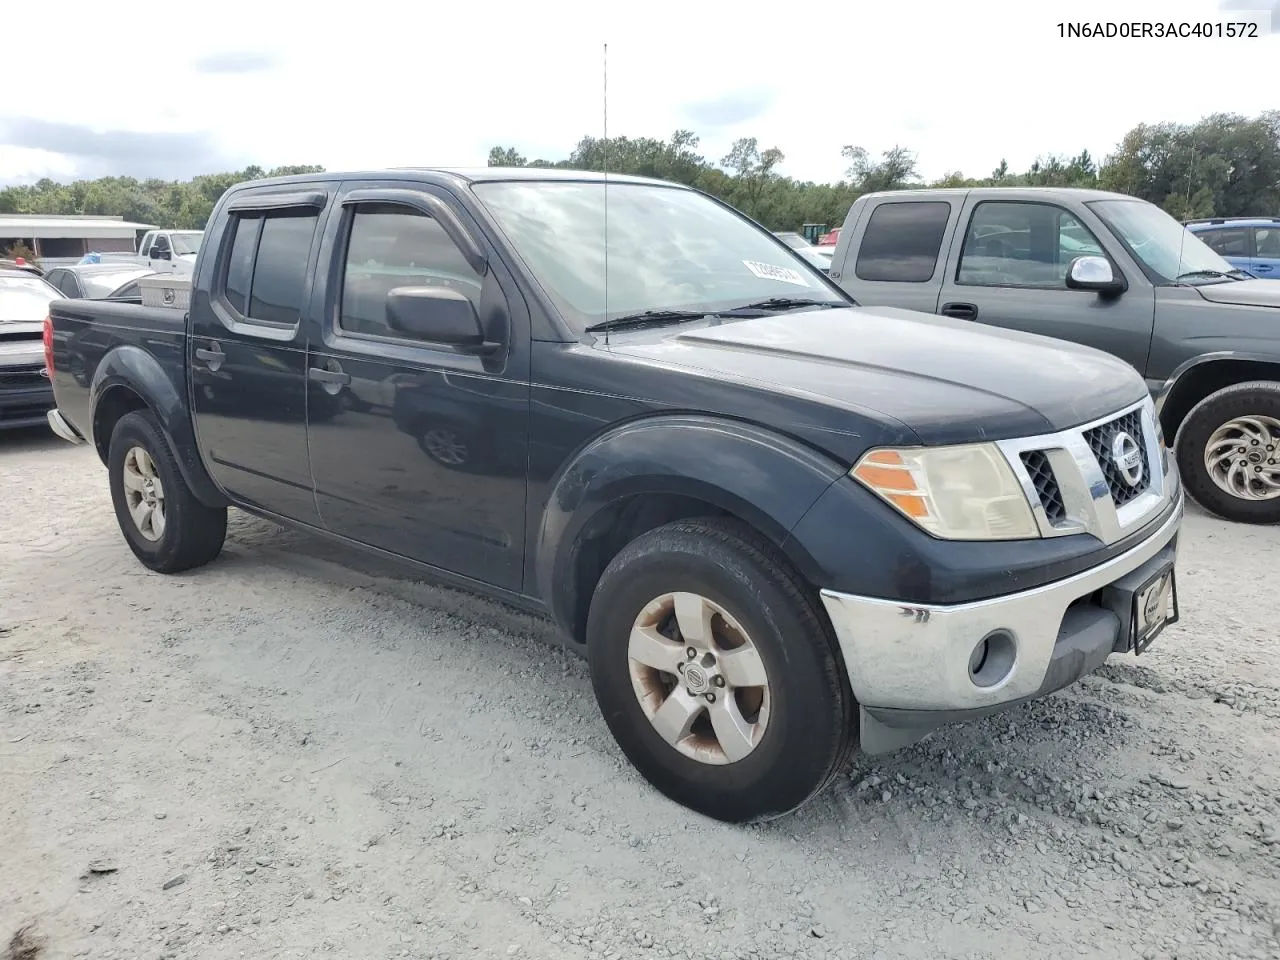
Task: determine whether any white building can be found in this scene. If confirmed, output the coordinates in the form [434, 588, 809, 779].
[0, 214, 158, 266]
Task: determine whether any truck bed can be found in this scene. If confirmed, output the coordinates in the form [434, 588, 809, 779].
[48, 298, 187, 446]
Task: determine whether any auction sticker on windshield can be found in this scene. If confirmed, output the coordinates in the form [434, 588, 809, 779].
[742, 260, 810, 287]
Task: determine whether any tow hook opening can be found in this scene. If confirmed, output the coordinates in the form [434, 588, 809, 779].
[968, 629, 1017, 688]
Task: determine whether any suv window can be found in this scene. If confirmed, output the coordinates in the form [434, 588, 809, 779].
[958, 201, 1106, 287]
[854, 201, 951, 283]
[1198, 227, 1251, 258]
[339, 202, 484, 338]
[1254, 227, 1280, 258]
[221, 211, 319, 325]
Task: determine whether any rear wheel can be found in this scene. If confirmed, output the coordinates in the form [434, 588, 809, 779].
[1176, 381, 1280, 524]
[585, 518, 855, 823]
[108, 410, 227, 572]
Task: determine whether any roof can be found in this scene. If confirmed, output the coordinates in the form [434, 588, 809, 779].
[227, 166, 685, 192]
[48, 262, 151, 278]
[0, 215, 159, 239]
[1185, 217, 1280, 228]
[863, 186, 1137, 202]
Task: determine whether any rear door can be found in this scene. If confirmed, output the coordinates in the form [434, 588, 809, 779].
[830, 197, 957, 313]
[304, 180, 531, 590]
[1195, 224, 1254, 274]
[1251, 225, 1280, 278]
[189, 186, 335, 525]
[936, 196, 1157, 373]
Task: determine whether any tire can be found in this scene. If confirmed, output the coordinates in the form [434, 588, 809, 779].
[107, 410, 227, 573]
[1175, 380, 1280, 525]
[585, 517, 856, 823]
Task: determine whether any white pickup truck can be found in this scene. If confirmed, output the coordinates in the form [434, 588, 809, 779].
[134, 229, 203, 274]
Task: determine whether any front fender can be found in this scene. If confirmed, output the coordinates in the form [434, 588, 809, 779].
[90, 344, 228, 508]
[534, 414, 849, 634]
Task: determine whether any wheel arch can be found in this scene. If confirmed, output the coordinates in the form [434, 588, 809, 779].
[1156, 353, 1280, 443]
[90, 346, 230, 508]
[533, 414, 848, 647]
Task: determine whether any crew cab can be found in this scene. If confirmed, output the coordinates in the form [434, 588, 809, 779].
[44, 169, 1184, 822]
[827, 187, 1280, 525]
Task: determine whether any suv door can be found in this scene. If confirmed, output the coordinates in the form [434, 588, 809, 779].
[305, 182, 530, 591]
[1252, 225, 1280, 278]
[1195, 224, 1254, 274]
[189, 188, 334, 525]
[936, 198, 1157, 373]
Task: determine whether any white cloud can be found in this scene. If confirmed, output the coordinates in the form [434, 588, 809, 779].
[1, 0, 1275, 185]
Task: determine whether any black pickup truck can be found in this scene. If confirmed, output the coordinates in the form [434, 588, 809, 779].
[45, 168, 1185, 823]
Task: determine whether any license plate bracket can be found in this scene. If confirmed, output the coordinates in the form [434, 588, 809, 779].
[1131, 564, 1179, 655]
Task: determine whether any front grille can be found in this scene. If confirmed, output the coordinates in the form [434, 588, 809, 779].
[1083, 409, 1151, 507]
[0, 367, 49, 389]
[1020, 450, 1067, 524]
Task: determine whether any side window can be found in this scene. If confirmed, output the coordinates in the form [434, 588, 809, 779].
[52, 271, 81, 297]
[854, 201, 951, 283]
[339, 202, 484, 338]
[219, 211, 319, 325]
[1255, 227, 1280, 258]
[957, 202, 1106, 288]
[110, 281, 141, 300]
[1198, 227, 1250, 258]
[153, 234, 171, 253]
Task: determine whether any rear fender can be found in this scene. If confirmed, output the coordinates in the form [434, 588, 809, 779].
[90, 345, 229, 508]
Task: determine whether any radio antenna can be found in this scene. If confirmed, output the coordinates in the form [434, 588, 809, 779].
[603, 41, 610, 346]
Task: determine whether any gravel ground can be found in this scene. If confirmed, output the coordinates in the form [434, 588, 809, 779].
[2, 426, 1278, 960]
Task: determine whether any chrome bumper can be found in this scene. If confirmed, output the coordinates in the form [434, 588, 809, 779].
[47, 408, 84, 444]
[819, 483, 1184, 716]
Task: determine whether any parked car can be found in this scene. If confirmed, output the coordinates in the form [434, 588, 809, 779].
[43, 263, 158, 300]
[45, 168, 1183, 822]
[0, 257, 44, 277]
[132, 229, 204, 275]
[0, 268, 58, 430]
[826, 187, 1280, 524]
[772, 231, 812, 250]
[1184, 216, 1280, 279]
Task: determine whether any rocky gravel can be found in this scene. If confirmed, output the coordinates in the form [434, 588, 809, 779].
[2, 426, 1279, 960]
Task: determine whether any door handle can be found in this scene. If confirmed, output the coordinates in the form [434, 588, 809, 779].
[940, 301, 979, 321]
[1254, 264, 1272, 272]
[193, 343, 224, 371]
[309, 364, 351, 396]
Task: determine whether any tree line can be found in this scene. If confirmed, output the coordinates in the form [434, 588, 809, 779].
[1, 111, 1277, 240]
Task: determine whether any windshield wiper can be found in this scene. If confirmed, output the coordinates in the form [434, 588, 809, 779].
[1174, 269, 1235, 282]
[583, 309, 710, 334]
[724, 297, 844, 313]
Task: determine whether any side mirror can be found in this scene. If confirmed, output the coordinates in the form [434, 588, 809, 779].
[385, 286, 496, 353]
[150, 246, 171, 261]
[1066, 255, 1125, 294]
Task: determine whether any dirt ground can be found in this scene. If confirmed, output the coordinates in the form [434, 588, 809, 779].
[2, 425, 1278, 960]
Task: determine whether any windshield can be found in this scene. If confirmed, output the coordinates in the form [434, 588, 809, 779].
[170, 231, 203, 256]
[471, 181, 843, 331]
[0, 275, 59, 322]
[1089, 199, 1235, 282]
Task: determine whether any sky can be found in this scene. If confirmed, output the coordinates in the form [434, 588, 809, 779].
[1, 0, 1276, 188]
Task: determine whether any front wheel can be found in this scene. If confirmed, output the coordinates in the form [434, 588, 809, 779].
[1176, 381, 1280, 524]
[585, 518, 855, 823]
[108, 410, 228, 572]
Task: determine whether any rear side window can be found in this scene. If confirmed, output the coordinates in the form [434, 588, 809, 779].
[220, 210, 319, 325]
[1198, 227, 1250, 258]
[854, 201, 951, 283]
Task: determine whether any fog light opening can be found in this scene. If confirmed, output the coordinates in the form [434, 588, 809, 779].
[969, 630, 1017, 688]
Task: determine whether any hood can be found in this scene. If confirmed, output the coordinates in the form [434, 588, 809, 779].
[608, 306, 1147, 445]
[1195, 278, 1280, 308]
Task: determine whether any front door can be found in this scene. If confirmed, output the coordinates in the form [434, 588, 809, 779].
[1252, 225, 1280, 279]
[936, 198, 1157, 374]
[189, 192, 332, 526]
[305, 183, 530, 591]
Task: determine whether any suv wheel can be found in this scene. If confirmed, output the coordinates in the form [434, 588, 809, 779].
[1176, 380, 1280, 524]
[108, 410, 228, 572]
[585, 518, 855, 823]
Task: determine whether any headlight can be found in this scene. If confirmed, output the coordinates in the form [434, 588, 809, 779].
[850, 444, 1038, 541]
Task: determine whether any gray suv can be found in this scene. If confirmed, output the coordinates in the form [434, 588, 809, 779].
[827, 187, 1280, 524]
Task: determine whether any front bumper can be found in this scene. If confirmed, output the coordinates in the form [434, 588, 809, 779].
[820, 484, 1184, 753]
[0, 382, 55, 431]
